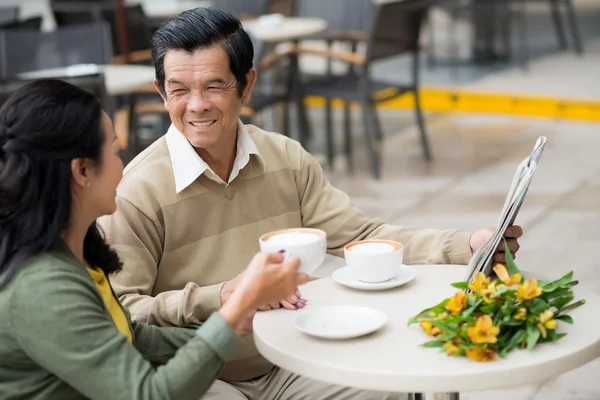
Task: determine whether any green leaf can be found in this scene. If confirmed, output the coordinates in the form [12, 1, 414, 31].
[556, 314, 574, 324]
[555, 333, 567, 341]
[529, 298, 550, 314]
[499, 329, 527, 357]
[526, 325, 541, 350]
[555, 271, 575, 287]
[422, 340, 445, 348]
[451, 282, 469, 290]
[491, 286, 516, 299]
[504, 239, 520, 276]
[462, 298, 483, 318]
[551, 294, 574, 311]
[407, 300, 449, 326]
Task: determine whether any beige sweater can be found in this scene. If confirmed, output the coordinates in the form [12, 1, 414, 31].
[100, 125, 473, 382]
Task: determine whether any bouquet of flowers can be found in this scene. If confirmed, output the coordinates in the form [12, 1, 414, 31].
[408, 242, 585, 362]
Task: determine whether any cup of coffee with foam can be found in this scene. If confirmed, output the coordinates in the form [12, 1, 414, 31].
[259, 228, 327, 275]
[344, 239, 403, 283]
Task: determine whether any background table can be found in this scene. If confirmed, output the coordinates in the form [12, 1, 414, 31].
[18, 64, 155, 96]
[243, 17, 328, 43]
[254, 264, 600, 395]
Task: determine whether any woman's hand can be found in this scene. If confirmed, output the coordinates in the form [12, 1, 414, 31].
[219, 252, 309, 336]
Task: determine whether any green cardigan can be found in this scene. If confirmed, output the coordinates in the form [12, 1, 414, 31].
[0, 241, 242, 399]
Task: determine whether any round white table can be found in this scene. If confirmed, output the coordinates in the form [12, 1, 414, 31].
[254, 263, 600, 396]
[18, 65, 155, 96]
[242, 17, 327, 43]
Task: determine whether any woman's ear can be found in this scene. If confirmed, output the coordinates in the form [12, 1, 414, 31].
[70, 158, 94, 189]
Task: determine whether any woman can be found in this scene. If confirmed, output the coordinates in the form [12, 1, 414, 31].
[0, 79, 308, 399]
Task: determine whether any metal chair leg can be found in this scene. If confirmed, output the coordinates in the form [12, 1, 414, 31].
[564, 0, 583, 55]
[550, 0, 568, 50]
[325, 98, 335, 170]
[361, 100, 381, 179]
[343, 101, 353, 173]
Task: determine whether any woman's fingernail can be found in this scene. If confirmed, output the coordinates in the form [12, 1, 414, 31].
[278, 250, 286, 253]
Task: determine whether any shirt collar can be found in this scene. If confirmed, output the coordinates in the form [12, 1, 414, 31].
[166, 120, 263, 193]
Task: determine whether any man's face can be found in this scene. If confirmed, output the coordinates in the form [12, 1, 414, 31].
[157, 46, 255, 150]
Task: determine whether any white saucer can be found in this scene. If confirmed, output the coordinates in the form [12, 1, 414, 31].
[294, 305, 387, 339]
[332, 265, 417, 291]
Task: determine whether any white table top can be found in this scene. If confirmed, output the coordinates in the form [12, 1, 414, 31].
[18, 64, 156, 96]
[254, 263, 600, 393]
[243, 17, 328, 43]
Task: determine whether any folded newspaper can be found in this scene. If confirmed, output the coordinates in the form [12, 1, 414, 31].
[465, 136, 547, 283]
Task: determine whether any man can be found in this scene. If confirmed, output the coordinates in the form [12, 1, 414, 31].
[100, 7, 522, 399]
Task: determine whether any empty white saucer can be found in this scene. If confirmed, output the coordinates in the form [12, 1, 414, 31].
[332, 265, 417, 291]
[294, 306, 387, 339]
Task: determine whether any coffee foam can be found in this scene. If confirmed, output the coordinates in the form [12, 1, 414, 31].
[266, 231, 321, 246]
[349, 242, 396, 254]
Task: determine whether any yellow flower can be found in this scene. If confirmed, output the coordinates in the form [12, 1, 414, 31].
[419, 320, 441, 337]
[516, 279, 543, 303]
[468, 315, 500, 344]
[493, 264, 522, 287]
[443, 341, 461, 356]
[445, 291, 467, 316]
[468, 273, 499, 303]
[466, 347, 496, 362]
[468, 273, 491, 294]
[537, 310, 558, 339]
[514, 307, 527, 321]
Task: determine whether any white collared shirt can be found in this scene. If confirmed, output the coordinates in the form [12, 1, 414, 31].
[166, 120, 263, 193]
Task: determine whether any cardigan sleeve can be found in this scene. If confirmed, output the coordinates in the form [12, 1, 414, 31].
[9, 264, 242, 400]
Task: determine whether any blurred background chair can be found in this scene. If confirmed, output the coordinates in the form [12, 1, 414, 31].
[0, 6, 19, 26]
[0, 22, 113, 81]
[296, 0, 432, 179]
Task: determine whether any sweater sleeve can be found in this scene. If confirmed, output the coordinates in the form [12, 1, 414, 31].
[98, 195, 223, 327]
[295, 147, 473, 265]
[9, 266, 241, 400]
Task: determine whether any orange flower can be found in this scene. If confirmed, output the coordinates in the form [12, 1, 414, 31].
[516, 279, 543, 303]
[493, 264, 522, 287]
[444, 341, 461, 356]
[445, 291, 467, 316]
[514, 307, 527, 321]
[419, 320, 440, 337]
[468, 315, 500, 344]
[466, 347, 496, 362]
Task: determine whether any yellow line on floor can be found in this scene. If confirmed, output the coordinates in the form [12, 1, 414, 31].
[305, 86, 600, 122]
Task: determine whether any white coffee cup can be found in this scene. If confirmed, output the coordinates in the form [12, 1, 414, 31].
[259, 228, 327, 275]
[344, 239, 403, 283]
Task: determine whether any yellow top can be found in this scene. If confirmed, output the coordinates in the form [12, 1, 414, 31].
[86, 266, 133, 344]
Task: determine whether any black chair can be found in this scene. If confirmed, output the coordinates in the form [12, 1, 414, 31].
[0, 6, 18, 26]
[240, 34, 295, 133]
[53, 3, 153, 62]
[0, 22, 112, 81]
[0, 16, 43, 31]
[298, 0, 433, 179]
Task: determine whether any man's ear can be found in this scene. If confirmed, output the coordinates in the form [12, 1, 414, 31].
[71, 158, 94, 189]
[241, 68, 257, 104]
[153, 79, 167, 105]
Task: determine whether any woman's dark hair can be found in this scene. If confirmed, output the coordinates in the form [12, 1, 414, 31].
[151, 7, 254, 97]
[0, 79, 122, 289]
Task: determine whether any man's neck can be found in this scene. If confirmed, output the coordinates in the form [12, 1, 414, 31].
[195, 130, 238, 182]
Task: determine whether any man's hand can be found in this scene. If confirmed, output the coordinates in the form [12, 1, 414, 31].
[220, 271, 247, 305]
[469, 225, 523, 263]
[257, 289, 307, 311]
